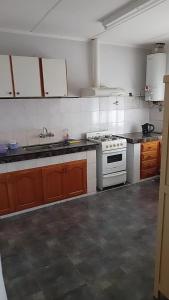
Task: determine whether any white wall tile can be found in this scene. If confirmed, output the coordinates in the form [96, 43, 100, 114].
[81, 98, 99, 112]
[100, 111, 108, 124]
[0, 95, 152, 145]
[124, 96, 140, 109]
[149, 105, 164, 121]
[150, 120, 163, 132]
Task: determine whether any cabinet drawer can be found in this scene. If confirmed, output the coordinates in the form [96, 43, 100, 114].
[141, 167, 158, 179]
[141, 151, 158, 161]
[141, 141, 159, 153]
[141, 159, 158, 170]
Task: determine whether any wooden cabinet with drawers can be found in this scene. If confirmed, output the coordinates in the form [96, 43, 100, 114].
[140, 141, 161, 179]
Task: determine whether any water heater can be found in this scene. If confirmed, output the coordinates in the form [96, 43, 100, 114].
[145, 52, 167, 101]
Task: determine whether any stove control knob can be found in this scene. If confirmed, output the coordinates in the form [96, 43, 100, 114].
[113, 144, 115, 147]
[110, 145, 112, 147]
[120, 143, 123, 146]
[117, 143, 119, 146]
[106, 145, 108, 148]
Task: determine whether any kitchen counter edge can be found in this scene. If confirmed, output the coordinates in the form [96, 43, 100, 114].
[116, 132, 162, 144]
[0, 140, 99, 164]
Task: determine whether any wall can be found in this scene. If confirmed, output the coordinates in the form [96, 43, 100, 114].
[149, 103, 164, 133]
[0, 31, 91, 97]
[0, 31, 147, 96]
[0, 31, 149, 143]
[100, 44, 147, 96]
[0, 96, 149, 145]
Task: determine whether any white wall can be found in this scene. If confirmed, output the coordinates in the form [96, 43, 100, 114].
[0, 31, 147, 96]
[0, 32, 91, 97]
[100, 44, 147, 96]
[149, 103, 164, 133]
[0, 96, 149, 145]
[0, 31, 149, 143]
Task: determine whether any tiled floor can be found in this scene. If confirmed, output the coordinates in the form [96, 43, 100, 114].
[0, 179, 159, 300]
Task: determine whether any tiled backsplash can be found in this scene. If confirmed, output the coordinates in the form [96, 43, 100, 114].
[0, 96, 150, 146]
[149, 103, 164, 133]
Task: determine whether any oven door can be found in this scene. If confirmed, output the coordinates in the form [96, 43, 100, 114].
[102, 148, 126, 175]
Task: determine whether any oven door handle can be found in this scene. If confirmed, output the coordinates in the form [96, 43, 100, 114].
[103, 148, 126, 155]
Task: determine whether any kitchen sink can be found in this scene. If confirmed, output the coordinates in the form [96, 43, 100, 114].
[23, 141, 71, 152]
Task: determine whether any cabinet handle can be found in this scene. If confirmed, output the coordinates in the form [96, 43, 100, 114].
[16, 92, 20, 95]
[45, 92, 49, 95]
[8, 92, 12, 95]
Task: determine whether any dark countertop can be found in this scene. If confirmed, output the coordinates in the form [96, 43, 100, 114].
[0, 140, 99, 164]
[116, 132, 162, 144]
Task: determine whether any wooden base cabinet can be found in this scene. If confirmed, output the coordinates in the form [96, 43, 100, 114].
[42, 164, 65, 203]
[140, 141, 160, 179]
[42, 160, 87, 203]
[8, 169, 43, 211]
[0, 160, 87, 216]
[0, 174, 14, 216]
[65, 160, 87, 198]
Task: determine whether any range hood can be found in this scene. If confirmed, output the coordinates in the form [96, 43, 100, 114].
[81, 39, 126, 97]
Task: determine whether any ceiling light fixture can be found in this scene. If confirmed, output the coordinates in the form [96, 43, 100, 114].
[99, 0, 167, 30]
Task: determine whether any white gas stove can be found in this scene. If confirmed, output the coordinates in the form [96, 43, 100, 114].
[87, 131, 127, 190]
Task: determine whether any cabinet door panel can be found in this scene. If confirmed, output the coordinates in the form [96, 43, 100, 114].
[42, 164, 65, 203]
[12, 56, 41, 97]
[141, 141, 159, 152]
[141, 159, 158, 170]
[65, 160, 87, 198]
[141, 167, 157, 179]
[141, 151, 158, 161]
[0, 174, 14, 215]
[8, 169, 43, 211]
[0, 55, 13, 98]
[42, 58, 67, 97]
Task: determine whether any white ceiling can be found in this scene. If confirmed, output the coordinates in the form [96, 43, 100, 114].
[100, 0, 169, 47]
[0, 0, 169, 47]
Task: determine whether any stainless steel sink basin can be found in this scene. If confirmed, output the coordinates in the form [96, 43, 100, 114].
[23, 141, 70, 152]
[23, 145, 52, 151]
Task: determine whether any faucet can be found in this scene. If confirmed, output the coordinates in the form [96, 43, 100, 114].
[39, 127, 54, 138]
[43, 127, 48, 136]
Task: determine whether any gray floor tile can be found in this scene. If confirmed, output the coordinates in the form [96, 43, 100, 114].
[0, 178, 159, 300]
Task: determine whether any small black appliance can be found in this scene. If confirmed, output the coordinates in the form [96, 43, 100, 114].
[142, 123, 155, 135]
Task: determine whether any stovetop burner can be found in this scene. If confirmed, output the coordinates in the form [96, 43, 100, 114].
[86, 131, 127, 146]
[93, 135, 118, 142]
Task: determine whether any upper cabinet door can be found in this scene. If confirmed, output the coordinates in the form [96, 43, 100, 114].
[41, 58, 67, 97]
[0, 55, 13, 98]
[12, 56, 41, 97]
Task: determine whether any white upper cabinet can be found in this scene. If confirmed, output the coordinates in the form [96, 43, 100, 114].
[41, 59, 67, 97]
[0, 55, 13, 98]
[12, 56, 41, 97]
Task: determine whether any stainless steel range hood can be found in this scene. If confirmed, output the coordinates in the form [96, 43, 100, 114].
[81, 39, 126, 97]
